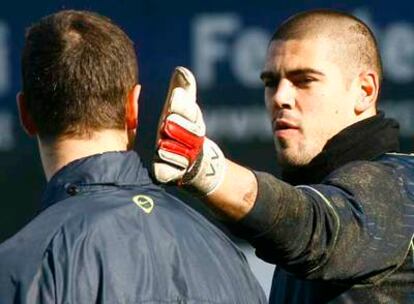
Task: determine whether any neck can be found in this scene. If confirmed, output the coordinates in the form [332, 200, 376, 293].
[38, 129, 130, 181]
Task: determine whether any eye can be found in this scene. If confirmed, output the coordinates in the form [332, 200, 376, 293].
[262, 77, 279, 88]
[293, 77, 316, 87]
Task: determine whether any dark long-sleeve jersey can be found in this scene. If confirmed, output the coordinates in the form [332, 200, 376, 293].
[235, 153, 414, 303]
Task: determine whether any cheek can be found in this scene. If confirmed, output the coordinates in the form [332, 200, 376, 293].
[264, 95, 275, 117]
[300, 96, 338, 136]
[312, 89, 344, 118]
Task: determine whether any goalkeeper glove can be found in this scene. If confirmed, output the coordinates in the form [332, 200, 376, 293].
[153, 66, 226, 195]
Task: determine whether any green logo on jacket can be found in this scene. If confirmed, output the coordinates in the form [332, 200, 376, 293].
[132, 195, 154, 214]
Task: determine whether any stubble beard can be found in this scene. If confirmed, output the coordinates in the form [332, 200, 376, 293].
[275, 137, 316, 170]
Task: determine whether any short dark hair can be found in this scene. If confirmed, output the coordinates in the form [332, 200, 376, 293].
[22, 10, 138, 141]
[271, 9, 383, 87]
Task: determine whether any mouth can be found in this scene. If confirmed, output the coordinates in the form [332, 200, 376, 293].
[275, 119, 299, 131]
[274, 119, 300, 138]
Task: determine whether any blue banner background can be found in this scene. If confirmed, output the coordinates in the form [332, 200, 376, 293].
[0, 0, 413, 241]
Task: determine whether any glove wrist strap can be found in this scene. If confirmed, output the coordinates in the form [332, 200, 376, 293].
[183, 138, 226, 195]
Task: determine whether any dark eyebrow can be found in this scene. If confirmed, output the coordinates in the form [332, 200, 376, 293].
[260, 71, 277, 81]
[286, 68, 325, 78]
[260, 68, 325, 80]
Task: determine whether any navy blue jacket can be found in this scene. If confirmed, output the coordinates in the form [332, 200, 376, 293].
[0, 151, 266, 304]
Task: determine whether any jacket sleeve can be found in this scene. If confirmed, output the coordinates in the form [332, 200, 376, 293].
[232, 161, 413, 285]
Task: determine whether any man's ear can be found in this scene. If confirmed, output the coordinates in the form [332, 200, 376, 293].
[126, 84, 141, 130]
[355, 71, 379, 114]
[16, 92, 37, 136]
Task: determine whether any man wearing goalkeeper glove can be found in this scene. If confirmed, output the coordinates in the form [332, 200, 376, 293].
[154, 9, 414, 304]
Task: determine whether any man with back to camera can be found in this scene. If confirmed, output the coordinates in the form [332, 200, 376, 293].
[0, 10, 267, 303]
[154, 9, 414, 303]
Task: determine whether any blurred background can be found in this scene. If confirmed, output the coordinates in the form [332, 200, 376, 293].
[0, 0, 413, 296]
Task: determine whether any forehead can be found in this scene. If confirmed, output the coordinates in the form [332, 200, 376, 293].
[264, 38, 339, 74]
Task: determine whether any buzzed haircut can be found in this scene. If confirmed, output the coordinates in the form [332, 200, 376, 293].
[271, 9, 383, 86]
[22, 10, 138, 141]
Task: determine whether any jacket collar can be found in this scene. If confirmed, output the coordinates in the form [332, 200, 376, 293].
[40, 151, 152, 210]
[281, 112, 400, 185]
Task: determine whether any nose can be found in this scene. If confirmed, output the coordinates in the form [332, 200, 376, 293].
[269, 78, 295, 110]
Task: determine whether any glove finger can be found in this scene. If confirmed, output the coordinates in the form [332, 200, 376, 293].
[169, 66, 196, 99]
[170, 88, 198, 122]
[159, 138, 201, 165]
[153, 161, 185, 183]
[156, 67, 198, 144]
[157, 145, 190, 169]
[161, 118, 204, 164]
[164, 113, 205, 139]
